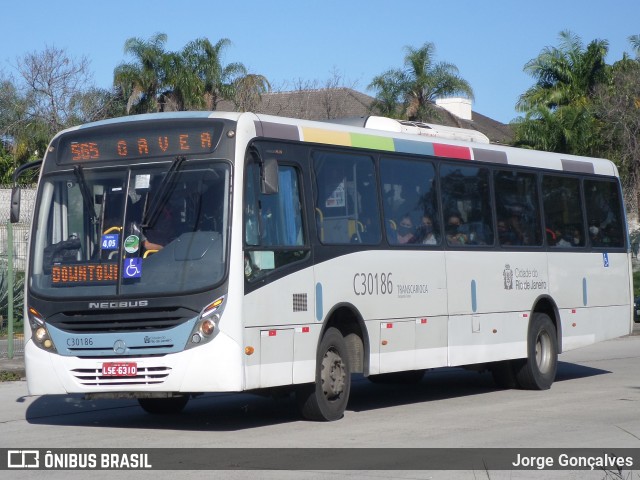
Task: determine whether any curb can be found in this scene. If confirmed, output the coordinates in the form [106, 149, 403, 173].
[0, 356, 26, 380]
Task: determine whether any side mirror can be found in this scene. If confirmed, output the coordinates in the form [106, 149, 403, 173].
[10, 187, 20, 223]
[261, 158, 279, 195]
[10, 158, 43, 223]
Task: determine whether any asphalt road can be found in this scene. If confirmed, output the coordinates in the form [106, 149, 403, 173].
[2, 333, 640, 479]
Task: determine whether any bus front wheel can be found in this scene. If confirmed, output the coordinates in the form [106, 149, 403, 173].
[296, 327, 351, 421]
[515, 312, 558, 390]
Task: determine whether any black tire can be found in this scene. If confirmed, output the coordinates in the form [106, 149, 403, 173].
[138, 395, 189, 414]
[514, 313, 558, 390]
[296, 327, 351, 421]
[368, 369, 425, 384]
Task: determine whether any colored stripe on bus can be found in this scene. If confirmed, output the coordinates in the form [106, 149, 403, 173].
[393, 139, 435, 156]
[473, 148, 508, 164]
[433, 143, 472, 160]
[265, 124, 480, 162]
[351, 133, 395, 151]
[256, 121, 300, 141]
[302, 127, 351, 146]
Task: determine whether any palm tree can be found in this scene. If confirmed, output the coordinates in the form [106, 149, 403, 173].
[180, 38, 248, 110]
[113, 33, 170, 114]
[368, 69, 405, 118]
[514, 31, 609, 155]
[368, 42, 474, 121]
[233, 74, 271, 112]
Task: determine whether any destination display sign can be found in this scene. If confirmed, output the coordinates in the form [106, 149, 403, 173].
[55, 120, 224, 164]
[51, 263, 119, 286]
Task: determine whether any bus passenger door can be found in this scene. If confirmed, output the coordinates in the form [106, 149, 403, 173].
[243, 154, 315, 389]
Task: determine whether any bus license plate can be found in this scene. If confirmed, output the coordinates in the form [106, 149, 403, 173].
[102, 362, 137, 377]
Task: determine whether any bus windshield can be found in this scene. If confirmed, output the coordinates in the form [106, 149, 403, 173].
[29, 159, 230, 299]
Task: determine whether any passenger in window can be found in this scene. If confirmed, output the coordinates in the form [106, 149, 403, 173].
[571, 228, 582, 247]
[600, 225, 616, 245]
[396, 215, 416, 244]
[498, 220, 519, 245]
[416, 215, 438, 245]
[508, 211, 527, 244]
[588, 225, 600, 246]
[556, 229, 574, 247]
[446, 214, 468, 245]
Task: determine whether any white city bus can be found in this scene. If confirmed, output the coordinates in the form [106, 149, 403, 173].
[13, 111, 633, 421]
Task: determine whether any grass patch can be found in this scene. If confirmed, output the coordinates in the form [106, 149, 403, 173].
[0, 371, 22, 382]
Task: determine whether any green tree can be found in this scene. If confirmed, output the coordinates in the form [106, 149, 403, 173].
[3, 45, 96, 171]
[68, 87, 127, 124]
[513, 30, 609, 156]
[368, 69, 405, 117]
[593, 36, 640, 215]
[16, 45, 93, 136]
[113, 33, 170, 114]
[233, 73, 271, 112]
[180, 37, 248, 110]
[368, 42, 474, 121]
[114, 35, 267, 113]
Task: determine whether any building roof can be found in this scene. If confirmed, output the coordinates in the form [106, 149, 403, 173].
[218, 88, 514, 145]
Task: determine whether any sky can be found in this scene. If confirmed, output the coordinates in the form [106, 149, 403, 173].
[1, 0, 638, 124]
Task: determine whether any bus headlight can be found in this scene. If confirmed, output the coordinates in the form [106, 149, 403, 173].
[28, 307, 57, 352]
[35, 327, 47, 342]
[185, 296, 225, 350]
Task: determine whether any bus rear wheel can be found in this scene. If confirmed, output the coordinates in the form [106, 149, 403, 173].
[514, 312, 558, 390]
[138, 395, 189, 414]
[296, 327, 351, 421]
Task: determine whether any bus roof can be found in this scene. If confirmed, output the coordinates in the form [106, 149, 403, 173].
[49, 111, 618, 178]
[251, 112, 618, 177]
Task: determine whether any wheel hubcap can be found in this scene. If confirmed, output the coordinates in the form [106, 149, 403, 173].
[535, 331, 552, 373]
[321, 348, 346, 400]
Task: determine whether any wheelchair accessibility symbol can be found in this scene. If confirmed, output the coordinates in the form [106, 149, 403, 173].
[123, 257, 142, 279]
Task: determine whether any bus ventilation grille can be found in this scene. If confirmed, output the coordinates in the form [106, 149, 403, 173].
[70, 366, 171, 386]
[292, 293, 308, 312]
[48, 307, 198, 333]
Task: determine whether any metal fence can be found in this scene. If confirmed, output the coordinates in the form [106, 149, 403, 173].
[0, 186, 35, 358]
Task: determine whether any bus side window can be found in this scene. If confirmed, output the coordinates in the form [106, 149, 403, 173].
[584, 179, 624, 248]
[542, 175, 585, 248]
[494, 170, 542, 247]
[380, 157, 440, 246]
[440, 164, 494, 246]
[313, 151, 381, 245]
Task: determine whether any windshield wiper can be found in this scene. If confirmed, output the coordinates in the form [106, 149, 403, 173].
[73, 165, 97, 224]
[142, 156, 186, 228]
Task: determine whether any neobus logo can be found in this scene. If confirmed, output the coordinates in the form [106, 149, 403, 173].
[88, 300, 149, 309]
